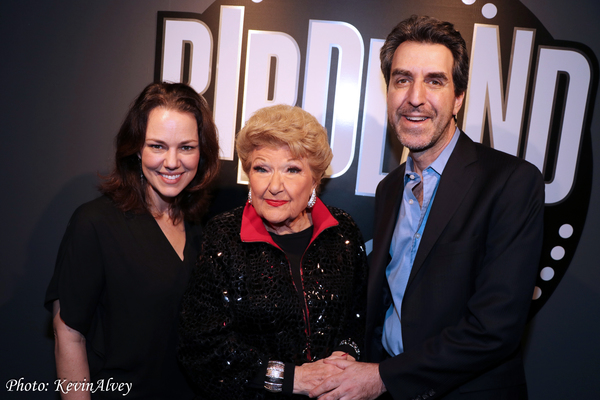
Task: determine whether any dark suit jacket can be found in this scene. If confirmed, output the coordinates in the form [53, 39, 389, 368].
[365, 132, 544, 400]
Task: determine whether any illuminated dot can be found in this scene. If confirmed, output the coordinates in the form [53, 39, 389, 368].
[551, 246, 565, 260]
[540, 267, 555, 281]
[532, 286, 542, 300]
[252, 0, 262, 2]
[559, 224, 574, 238]
[462, 0, 476, 4]
[482, 3, 498, 19]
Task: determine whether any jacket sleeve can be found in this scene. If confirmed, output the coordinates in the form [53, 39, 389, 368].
[333, 212, 368, 360]
[178, 223, 266, 399]
[379, 161, 545, 399]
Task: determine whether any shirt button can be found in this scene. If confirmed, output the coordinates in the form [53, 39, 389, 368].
[409, 199, 414, 205]
[415, 233, 421, 239]
[409, 174, 415, 180]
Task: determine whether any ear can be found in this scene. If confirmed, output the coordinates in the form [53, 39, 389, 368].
[453, 91, 465, 116]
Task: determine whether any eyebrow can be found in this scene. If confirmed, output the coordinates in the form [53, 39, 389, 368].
[390, 69, 449, 81]
[145, 138, 199, 145]
[426, 72, 449, 81]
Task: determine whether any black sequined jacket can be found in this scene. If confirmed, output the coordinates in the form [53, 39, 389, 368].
[178, 199, 368, 399]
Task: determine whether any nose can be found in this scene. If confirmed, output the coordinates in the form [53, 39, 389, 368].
[164, 149, 180, 170]
[268, 171, 283, 195]
[407, 82, 425, 108]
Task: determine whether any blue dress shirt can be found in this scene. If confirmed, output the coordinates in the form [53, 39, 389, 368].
[382, 128, 460, 356]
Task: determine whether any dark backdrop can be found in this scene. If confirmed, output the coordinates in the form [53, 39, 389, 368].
[1, 1, 598, 398]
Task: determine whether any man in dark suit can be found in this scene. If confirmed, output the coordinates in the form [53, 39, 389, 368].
[310, 15, 544, 400]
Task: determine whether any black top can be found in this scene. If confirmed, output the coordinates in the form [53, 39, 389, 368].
[45, 195, 199, 399]
[269, 226, 314, 311]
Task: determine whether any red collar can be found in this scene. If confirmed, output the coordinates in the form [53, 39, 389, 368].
[240, 198, 338, 248]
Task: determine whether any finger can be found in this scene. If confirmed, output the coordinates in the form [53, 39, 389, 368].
[309, 376, 340, 398]
[322, 359, 352, 369]
[316, 388, 342, 400]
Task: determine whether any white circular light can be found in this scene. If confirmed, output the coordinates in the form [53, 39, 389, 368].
[559, 224, 574, 239]
[482, 3, 498, 19]
[540, 267, 555, 281]
[551, 246, 565, 260]
[462, 0, 477, 4]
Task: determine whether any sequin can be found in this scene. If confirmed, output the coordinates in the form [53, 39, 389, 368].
[178, 205, 368, 399]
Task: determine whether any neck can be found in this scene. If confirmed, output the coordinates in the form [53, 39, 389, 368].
[146, 186, 173, 219]
[264, 210, 313, 235]
[410, 122, 456, 178]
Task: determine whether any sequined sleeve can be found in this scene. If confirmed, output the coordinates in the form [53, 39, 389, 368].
[178, 215, 267, 399]
[328, 208, 368, 360]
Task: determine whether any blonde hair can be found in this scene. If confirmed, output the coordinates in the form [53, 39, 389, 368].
[236, 105, 333, 184]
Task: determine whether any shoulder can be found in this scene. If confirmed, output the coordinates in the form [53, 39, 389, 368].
[204, 206, 244, 236]
[472, 141, 543, 182]
[326, 205, 358, 226]
[69, 195, 122, 226]
[324, 205, 364, 239]
[455, 132, 543, 182]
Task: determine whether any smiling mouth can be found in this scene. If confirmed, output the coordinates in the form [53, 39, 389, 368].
[265, 199, 288, 207]
[161, 173, 182, 180]
[404, 116, 429, 122]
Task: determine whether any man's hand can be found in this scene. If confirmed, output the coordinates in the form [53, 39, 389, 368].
[293, 357, 346, 396]
[308, 360, 386, 400]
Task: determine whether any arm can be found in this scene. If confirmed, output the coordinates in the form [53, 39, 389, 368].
[313, 160, 545, 399]
[52, 300, 90, 400]
[378, 162, 545, 397]
[178, 227, 270, 398]
[330, 211, 369, 360]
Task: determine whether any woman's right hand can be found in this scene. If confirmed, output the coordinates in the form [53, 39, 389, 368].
[293, 357, 347, 396]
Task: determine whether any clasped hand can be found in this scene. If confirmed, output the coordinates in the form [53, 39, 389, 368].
[294, 352, 386, 400]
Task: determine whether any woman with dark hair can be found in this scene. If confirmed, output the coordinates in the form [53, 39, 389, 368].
[178, 104, 367, 399]
[45, 82, 220, 399]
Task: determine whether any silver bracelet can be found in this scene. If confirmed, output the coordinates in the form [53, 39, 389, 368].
[264, 360, 285, 393]
[339, 339, 361, 360]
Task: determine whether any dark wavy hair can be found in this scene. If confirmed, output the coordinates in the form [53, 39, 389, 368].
[100, 82, 220, 223]
[380, 15, 469, 97]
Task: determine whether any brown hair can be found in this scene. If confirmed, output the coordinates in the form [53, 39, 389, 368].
[380, 15, 469, 97]
[236, 105, 332, 185]
[100, 82, 220, 223]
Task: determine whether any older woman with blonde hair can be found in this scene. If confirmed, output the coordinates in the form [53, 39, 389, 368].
[178, 104, 368, 399]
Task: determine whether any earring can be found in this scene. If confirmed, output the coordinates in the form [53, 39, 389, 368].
[248, 189, 252, 204]
[139, 158, 145, 182]
[307, 189, 316, 208]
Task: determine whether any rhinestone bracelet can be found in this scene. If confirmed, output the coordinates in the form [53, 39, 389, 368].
[339, 339, 361, 360]
[264, 360, 285, 393]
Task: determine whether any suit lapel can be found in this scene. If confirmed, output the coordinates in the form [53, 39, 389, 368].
[368, 164, 405, 330]
[408, 132, 478, 284]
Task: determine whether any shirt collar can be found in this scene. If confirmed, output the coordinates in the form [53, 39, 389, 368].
[240, 197, 338, 248]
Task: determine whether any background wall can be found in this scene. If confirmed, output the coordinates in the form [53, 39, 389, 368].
[1, 0, 598, 398]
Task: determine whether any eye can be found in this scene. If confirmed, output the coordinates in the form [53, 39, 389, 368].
[252, 165, 267, 173]
[181, 145, 196, 151]
[287, 166, 301, 174]
[148, 144, 163, 150]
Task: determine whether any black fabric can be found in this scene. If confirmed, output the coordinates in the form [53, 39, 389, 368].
[178, 205, 368, 400]
[270, 225, 313, 318]
[45, 195, 198, 399]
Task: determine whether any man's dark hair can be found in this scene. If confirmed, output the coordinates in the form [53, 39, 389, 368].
[100, 82, 220, 223]
[380, 15, 469, 97]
